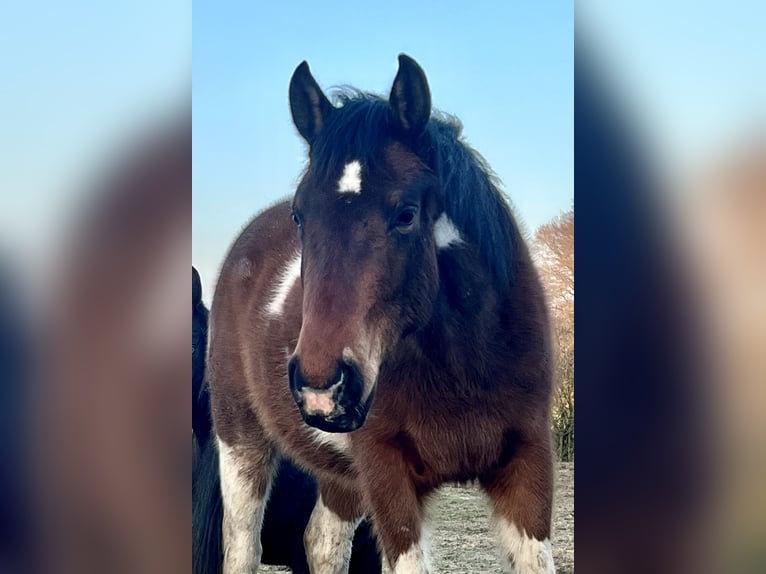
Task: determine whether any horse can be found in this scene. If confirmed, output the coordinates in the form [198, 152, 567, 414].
[206, 54, 556, 573]
[193, 268, 381, 574]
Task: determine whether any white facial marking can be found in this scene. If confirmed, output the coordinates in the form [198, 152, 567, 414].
[265, 251, 301, 317]
[218, 437, 269, 574]
[302, 388, 336, 416]
[302, 373, 344, 416]
[337, 160, 362, 194]
[308, 426, 351, 454]
[304, 494, 360, 574]
[493, 517, 555, 574]
[433, 213, 463, 249]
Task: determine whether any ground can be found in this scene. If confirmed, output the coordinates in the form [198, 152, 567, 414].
[261, 462, 574, 573]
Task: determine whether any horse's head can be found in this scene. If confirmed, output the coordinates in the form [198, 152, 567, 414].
[286, 55, 458, 432]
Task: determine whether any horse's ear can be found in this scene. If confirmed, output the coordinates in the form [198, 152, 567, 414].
[193, 267, 201, 305]
[389, 54, 431, 138]
[289, 61, 333, 144]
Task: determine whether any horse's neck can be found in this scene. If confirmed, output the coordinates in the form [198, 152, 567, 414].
[413, 253, 509, 385]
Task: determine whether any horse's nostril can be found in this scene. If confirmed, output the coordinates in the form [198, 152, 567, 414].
[337, 363, 352, 387]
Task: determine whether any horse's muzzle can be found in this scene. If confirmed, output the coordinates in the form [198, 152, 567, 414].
[287, 357, 369, 432]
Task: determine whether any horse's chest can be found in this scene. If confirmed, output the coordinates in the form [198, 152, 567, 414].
[397, 410, 504, 483]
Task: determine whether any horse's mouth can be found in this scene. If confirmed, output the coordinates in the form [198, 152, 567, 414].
[288, 354, 376, 433]
[302, 410, 367, 433]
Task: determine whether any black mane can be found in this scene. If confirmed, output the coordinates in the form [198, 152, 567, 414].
[307, 90, 517, 293]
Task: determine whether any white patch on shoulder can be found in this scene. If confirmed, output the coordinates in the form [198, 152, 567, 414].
[493, 517, 555, 574]
[304, 494, 359, 574]
[265, 251, 302, 318]
[308, 426, 351, 454]
[433, 213, 463, 249]
[337, 160, 362, 194]
[218, 437, 269, 573]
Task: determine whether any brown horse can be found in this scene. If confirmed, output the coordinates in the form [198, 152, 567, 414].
[207, 55, 555, 573]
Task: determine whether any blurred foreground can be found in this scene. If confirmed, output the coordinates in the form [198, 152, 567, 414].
[6, 118, 192, 573]
[1, 3, 190, 572]
[576, 3, 765, 571]
[0, 3, 763, 573]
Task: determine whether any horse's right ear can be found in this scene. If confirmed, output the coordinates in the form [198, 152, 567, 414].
[289, 61, 333, 145]
[193, 267, 201, 305]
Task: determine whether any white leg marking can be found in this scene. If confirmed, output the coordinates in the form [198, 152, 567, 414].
[265, 251, 301, 318]
[433, 213, 463, 249]
[308, 426, 351, 454]
[304, 494, 359, 574]
[218, 437, 269, 574]
[337, 160, 362, 194]
[392, 540, 432, 574]
[493, 517, 555, 574]
[391, 516, 432, 574]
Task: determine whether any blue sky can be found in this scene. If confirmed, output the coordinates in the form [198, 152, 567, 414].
[579, 1, 766, 173]
[6, 2, 759, 305]
[193, 1, 574, 299]
[0, 1, 189, 277]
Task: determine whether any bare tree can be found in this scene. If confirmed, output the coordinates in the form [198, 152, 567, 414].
[534, 209, 574, 318]
[533, 208, 574, 461]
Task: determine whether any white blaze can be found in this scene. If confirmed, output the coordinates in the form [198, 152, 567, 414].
[337, 160, 362, 194]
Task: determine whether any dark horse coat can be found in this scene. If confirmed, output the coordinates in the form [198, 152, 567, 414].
[206, 55, 556, 573]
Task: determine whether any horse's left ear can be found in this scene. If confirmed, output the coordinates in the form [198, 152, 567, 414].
[289, 61, 334, 145]
[389, 54, 431, 138]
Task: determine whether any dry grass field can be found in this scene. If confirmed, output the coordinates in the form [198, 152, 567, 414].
[261, 462, 574, 573]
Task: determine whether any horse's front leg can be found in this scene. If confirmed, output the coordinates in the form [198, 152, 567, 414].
[304, 479, 365, 574]
[216, 428, 276, 574]
[480, 430, 556, 574]
[356, 444, 431, 574]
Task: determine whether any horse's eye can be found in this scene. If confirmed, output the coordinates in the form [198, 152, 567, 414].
[394, 207, 418, 232]
[291, 211, 302, 228]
